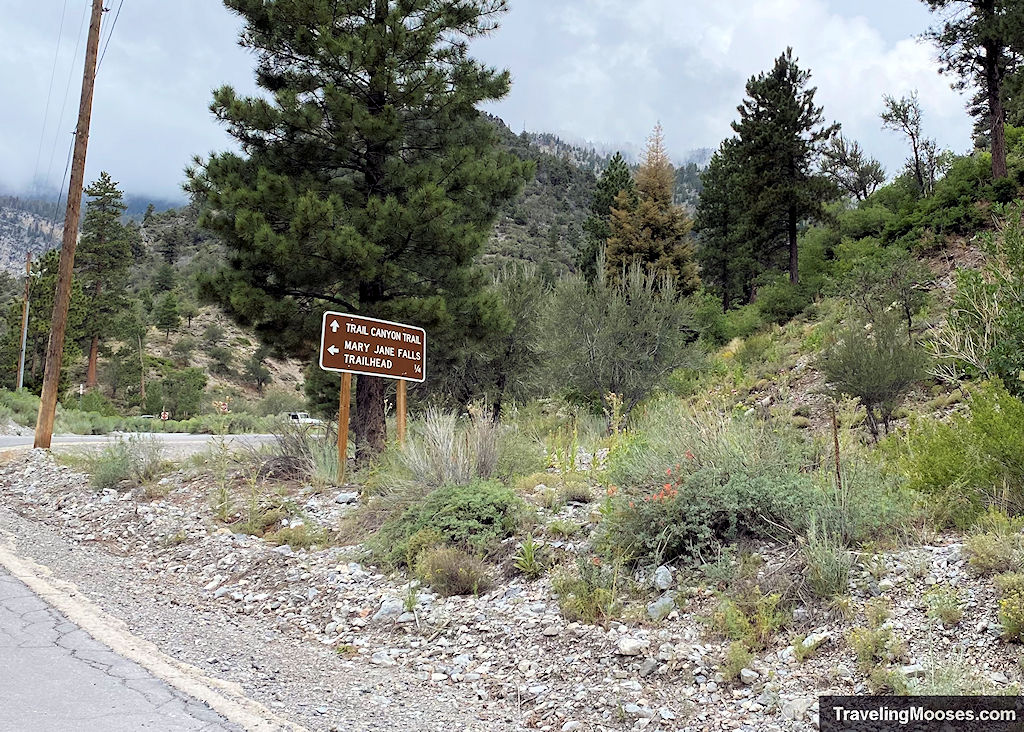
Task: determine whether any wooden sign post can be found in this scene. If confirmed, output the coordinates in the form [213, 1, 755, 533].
[338, 373, 351, 480]
[319, 312, 426, 479]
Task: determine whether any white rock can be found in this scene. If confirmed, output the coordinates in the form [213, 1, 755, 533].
[616, 637, 650, 656]
[739, 668, 760, 685]
[373, 598, 404, 621]
[653, 565, 673, 590]
[782, 697, 815, 721]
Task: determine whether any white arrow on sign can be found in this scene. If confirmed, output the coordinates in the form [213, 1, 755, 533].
[327, 345, 340, 356]
[330, 320, 340, 333]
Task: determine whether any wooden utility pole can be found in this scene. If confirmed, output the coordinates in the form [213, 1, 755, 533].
[34, 0, 104, 449]
[16, 251, 31, 391]
[396, 380, 407, 445]
[338, 373, 351, 481]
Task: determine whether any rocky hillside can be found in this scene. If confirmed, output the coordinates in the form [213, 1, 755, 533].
[0, 197, 61, 273]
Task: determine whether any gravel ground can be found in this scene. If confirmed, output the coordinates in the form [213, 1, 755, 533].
[0, 450, 1020, 732]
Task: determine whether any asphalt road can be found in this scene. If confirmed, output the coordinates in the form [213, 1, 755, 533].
[0, 565, 240, 732]
[0, 433, 277, 456]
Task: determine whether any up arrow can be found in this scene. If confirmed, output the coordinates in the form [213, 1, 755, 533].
[330, 320, 340, 333]
[327, 345, 340, 356]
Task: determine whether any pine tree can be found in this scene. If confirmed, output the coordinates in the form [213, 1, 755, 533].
[605, 125, 698, 293]
[923, 0, 1024, 179]
[154, 292, 180, 342]
[694, 139, 754, 309]
[579, 152, 634, 280]
[77, 172, 132, 389]
[731, 48, 838, 285]
[187, 0, 531, 459]
[25, 250, 87, 393]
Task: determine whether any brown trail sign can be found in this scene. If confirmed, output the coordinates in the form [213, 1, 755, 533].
[319, 312, 426, 478]
[319, 312, 426, 382]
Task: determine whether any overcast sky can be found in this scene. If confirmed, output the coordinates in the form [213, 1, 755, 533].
[0, 0, 973, 201]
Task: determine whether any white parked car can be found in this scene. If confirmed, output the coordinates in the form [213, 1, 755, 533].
[287, 411, 322, 426]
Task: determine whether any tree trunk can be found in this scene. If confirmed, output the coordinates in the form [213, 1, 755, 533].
[139, 334, 146, 401]
[86, 335, 99, 388]
[788, 203, 799, 285]
[984, 37, 1008, 180]
[355, 374, 386, 462]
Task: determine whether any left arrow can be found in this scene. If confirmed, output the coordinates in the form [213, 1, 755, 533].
[330, 320, 340, 333]
[327, 345, 340, 356]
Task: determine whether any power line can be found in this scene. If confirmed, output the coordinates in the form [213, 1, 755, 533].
[32, 0, 72, 188]
[97, 0, 126, 72]
[44, 0, 90, 198]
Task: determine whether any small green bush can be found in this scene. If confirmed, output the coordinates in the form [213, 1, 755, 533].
[756, 280, 813, 325]
[924, 585, 963, 627]
[513, 535, 546, 579]
[963, 510, 1024, 575]
[711, 587, 788, 650]
[371, 479, 523, 566]
[898, 383, 1024, 526]
[88, 435, 166, 492]
[721, 642, 753, 682]
[819, 311, 928, 440]
[803, 522, 852, 599]
[265, 523, 329, 549]
[551, 556, 622, 624]
[415, 546, 492, 596]
[848, 625, 905, 672]
[602, 404, 815, 565]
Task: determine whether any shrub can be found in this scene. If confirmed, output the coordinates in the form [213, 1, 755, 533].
[602, 407, 814, 565]
[541, 264, 699, 415]
[803, 521, 852, 599]
[898, 383, 1024, 525]
[710, 587, 788, 650]
[995, 569, 1024, 642]
[756, 280, 812, 325]
[558, 476, 592, 505]
[869, 667, 910, 695]
[721, 642, 753, 682]
[721, 305, 764, 341]
[848, 625, 905, 672]
[77, 391, 118, 417]
[930, 201, 1024, 394]
[415, 546, 492, 596]
[924, 585, 963, 627]
[513, 535, 546, 579]
[963, 510, 1024, 575]
[495, 428, 547, 483]
[367, 408, 502, 497]
[371, 480, 523, 566]
[812, 450, 917, 546]
[88, 435, 166, 492]
[264, 523, 329, 549]
[819, 310, 928, 440]
[551, 556, 622, 624]
[999, 591, 1024, 642]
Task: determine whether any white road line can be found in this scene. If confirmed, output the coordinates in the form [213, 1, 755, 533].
[0, 536, 309, 732]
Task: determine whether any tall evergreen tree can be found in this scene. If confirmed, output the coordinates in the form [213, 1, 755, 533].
[924, 0, 1024, 179]
[731, 48, 838, 285]
[694, 139, 753, 309]
[605, 125, 698, 293]
[579, 152, 634, 281]
[77, 172, 132, 389]
[187, 0, 531, 458]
